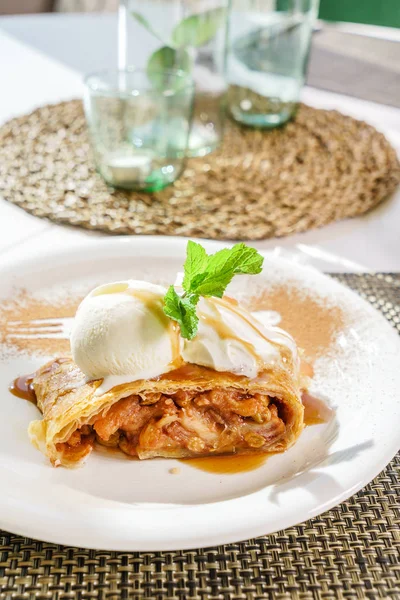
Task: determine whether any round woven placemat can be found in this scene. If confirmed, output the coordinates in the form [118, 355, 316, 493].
[0, 273, 399, 599]
[0, 100, 399, 240]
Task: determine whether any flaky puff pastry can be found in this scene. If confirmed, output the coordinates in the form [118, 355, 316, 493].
[29, 354, 304, 467]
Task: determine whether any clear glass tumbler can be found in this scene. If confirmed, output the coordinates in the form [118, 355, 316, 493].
[118, 0, 229, 157]
[226, 0, 319, 128]
[83, 68, 194, 192]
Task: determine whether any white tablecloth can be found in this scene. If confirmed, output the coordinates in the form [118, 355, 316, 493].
[1, 13, 399, 272]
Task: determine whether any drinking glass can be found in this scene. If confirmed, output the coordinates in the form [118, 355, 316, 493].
[118, 0, 229, 157]
[226, 0, 319, 128]
[84, 68, 194, 192]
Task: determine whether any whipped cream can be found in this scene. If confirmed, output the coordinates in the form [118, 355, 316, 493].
[183, 297, 296, 378]
[70, 279, 297, 394]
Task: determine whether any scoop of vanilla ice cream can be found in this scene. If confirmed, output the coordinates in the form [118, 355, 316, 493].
[182, 297, 296, 378]
[70, 280, 176, 382]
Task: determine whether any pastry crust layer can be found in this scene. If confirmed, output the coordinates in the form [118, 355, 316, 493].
[29, 360, 304, 467]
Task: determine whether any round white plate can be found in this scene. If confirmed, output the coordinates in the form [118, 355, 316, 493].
[0, 237, 399, 551]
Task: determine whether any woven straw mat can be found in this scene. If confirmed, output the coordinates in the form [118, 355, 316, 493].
[0, 100, 399, 240]
[1, 273, 399, 600]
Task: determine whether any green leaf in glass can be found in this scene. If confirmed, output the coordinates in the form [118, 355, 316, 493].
[130, 11, 166, 44]
[171, 7, 226, 48]
[147, 46, 191, 86]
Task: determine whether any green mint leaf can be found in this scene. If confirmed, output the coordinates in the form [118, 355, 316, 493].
[163, 285, 199, 340]
[172, 7, 226, 48]
[182, 241, 208, 293]
[163, 242, 263, 340]
[130, 12, 167, 45]
[163, 285, 183, 323]
[147, 46, 191, 87]
[208, 243, 264, 276]
[189, 243, 264, 297]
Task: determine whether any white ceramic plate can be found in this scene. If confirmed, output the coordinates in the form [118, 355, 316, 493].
[0, 237, 399, 551]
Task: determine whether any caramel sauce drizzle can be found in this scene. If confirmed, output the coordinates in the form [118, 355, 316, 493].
[9, 373, 37, 404]
[9, 358, 70, 405]
[212, 296, 295, 349]
[199, 312, 262, 364]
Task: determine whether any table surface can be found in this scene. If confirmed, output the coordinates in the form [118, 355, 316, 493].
[0, 13, 400, 272]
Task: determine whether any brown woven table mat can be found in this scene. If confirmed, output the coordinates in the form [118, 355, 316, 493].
[1, 272, 399, 599]
[0, 100, 399, 240]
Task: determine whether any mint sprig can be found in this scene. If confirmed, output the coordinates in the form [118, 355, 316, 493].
[131, 8, 226, 81]
[163, 241, 264, 340]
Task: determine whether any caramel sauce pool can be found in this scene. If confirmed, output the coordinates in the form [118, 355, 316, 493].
[302, 391, 334, 426]
[183, 454, 269, 474]
[9, 373, 37, 404]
